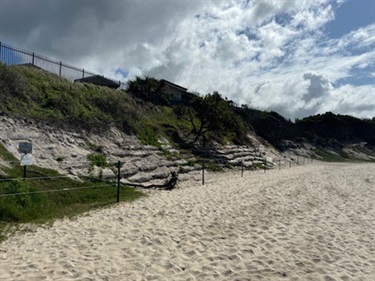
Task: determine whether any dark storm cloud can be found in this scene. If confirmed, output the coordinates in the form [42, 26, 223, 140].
[0, 0, 208, 64]
[1, 1, 125, 59]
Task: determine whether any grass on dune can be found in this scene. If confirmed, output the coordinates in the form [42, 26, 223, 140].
[0, 143, 145, 242]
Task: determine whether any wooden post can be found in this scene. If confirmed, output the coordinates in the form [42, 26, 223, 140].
[117, 161, 121, 203]
[241, 161, 244, 177]
[32, 52, 35, 65]
[82, 69, 85, 79]
[279, 158, 281, 170]
[202, 159, 205, 185]
[59, 61, 62, 76]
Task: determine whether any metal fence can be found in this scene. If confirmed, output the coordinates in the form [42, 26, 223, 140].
[0, 42, 127, 90]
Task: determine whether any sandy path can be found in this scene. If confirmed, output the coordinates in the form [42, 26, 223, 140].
[1, 162, 374, 280]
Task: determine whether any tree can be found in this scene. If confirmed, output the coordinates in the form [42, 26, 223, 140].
[174, 92, 247, 145]
[126, 76, 171, 105]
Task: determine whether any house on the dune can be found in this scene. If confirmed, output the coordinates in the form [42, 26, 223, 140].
[74, 75, 120, 89]
[160, 79, 195, 104]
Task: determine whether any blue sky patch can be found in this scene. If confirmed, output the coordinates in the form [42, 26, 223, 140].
[115, 67, 129, 78]
[325, 0, 375, 38]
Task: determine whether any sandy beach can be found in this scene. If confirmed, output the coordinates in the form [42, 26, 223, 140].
[0, 162, 374, 280]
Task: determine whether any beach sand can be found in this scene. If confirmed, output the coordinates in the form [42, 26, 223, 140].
[1, 162, 374, 280]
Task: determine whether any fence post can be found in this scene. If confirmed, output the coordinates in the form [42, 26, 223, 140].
[0, 42, 2, 62]
[117, 161, 121, 203]
[82, 69, 85, 79]
[32, 52, 35, 65]
[263, 159, 266, 173]
[279, 158, 281, 170]
[241, 161, 244, 177]
[202, 159, 205, 185]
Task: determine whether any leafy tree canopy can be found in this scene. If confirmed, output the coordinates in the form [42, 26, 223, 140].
[174, 92, 247, 145]
[126, 76, 171, 105]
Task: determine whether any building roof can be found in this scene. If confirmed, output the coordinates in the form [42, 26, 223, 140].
[74, 75, 120, 89]
[161, 79, 188, 92]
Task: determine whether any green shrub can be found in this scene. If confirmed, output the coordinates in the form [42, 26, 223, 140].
[86, 142, 104, 153]
[87, 153, 107, 168]
[0, 180, 48, 222]
[205, 161, 224, 172]
[131, 123, 159, 146]
[0, 143, 17, 161]
[2, 180, 31, 207]
[56, 156, 65, 162]
[187, 159, 196, 166]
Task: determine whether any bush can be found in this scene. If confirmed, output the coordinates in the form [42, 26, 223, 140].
[0, 180, 48, 222]
[3, 180, 31, 207]
[87, 153, 107, 168]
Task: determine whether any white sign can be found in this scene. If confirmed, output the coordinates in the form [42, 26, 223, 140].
[21, 154, 33, 166]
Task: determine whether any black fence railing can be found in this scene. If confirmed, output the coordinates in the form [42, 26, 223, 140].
[0, 42, 127, 90]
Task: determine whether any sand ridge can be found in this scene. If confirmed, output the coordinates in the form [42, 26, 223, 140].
[1, 162, 374, 280]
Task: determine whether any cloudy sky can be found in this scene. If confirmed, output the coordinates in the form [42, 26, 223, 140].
[0, 0, 374, 119]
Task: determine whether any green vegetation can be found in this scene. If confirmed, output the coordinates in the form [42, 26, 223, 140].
[237, 106, 375, 160]
[87, 153, 108, 168]
[87, 153, 113, 179]
[1, 64, 248, 148]
[1, 63, 374, 164]
[86, 141, 104, 153]
[127, 76, 172, 105]
[0, 63, 141, 134]
[174, 92, 248, 145]
[313, 147, 349, 162]
[0, 143, 144, 242]
[2, 61, 374, 242]
[204, 160, 224, 172]
[0, 143, 17, 161]
[252, 162, 265, 170]
[296, 112, 375, 145]
[236, 106, 298, 148]
[130, 120, 160, 147]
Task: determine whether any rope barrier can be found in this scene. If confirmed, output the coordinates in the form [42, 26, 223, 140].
[0, 183, 116, 197]
[0, 175, 74, 182]
[0, 160, 111, 164]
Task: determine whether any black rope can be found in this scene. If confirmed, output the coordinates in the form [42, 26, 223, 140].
[0, 183, 116, 197]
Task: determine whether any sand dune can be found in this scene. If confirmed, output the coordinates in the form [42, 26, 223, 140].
[1, 162, 374, 280]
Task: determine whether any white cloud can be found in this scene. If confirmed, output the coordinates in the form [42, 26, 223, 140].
[0, 0, 374, 119]
[337, 24, 375, 50]
[291, 2, 335, 31]
[319, 84, 375, 118]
